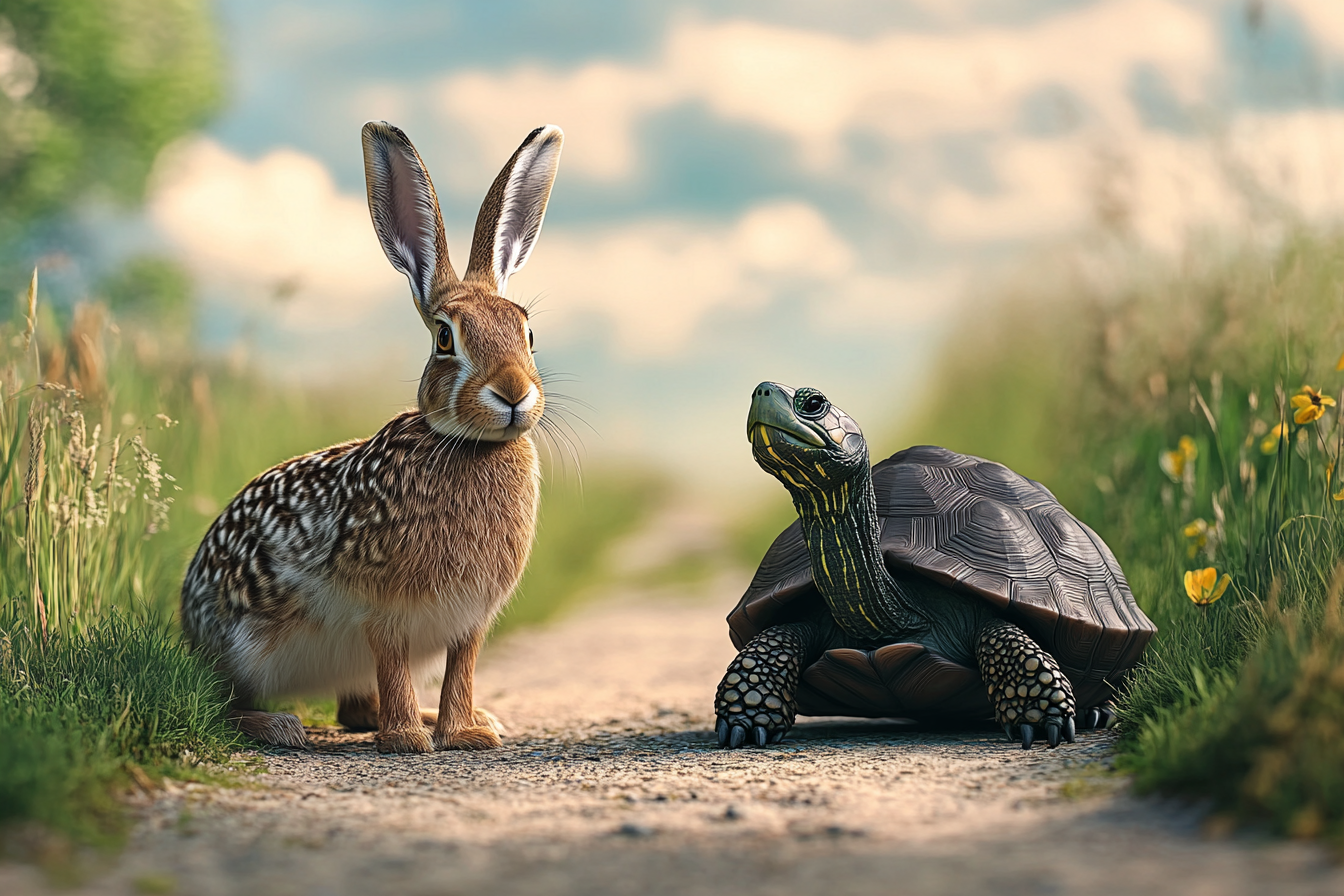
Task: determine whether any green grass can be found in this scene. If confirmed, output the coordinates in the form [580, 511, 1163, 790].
[897, 230, 1344, 844]
[0, 614, 241, 845]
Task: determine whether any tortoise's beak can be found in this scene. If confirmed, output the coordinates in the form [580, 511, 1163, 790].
[747, 381, 826, 447]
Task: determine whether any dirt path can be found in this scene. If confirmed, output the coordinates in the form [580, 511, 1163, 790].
[4, 582, 1343, 896]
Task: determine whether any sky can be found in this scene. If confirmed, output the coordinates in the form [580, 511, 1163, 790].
[132, 0, 1344, 489]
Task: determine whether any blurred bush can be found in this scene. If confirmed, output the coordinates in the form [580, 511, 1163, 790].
[0, 0, 222, 267]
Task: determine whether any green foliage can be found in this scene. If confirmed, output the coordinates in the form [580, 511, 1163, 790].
[0, 0, 222, 253]
[904, 230, 1344, 844]
[0, 614, 239, 843]
[98, 255, 194, 326]
[501, 470, 665, 632]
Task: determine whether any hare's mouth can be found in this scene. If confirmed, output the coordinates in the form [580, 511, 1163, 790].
[424, 412, 536, 443]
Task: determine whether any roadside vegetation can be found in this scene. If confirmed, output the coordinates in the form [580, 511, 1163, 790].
[902, 231, 1344, 846]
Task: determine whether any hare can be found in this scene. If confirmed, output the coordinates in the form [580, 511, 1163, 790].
[180, 122, 564, 754]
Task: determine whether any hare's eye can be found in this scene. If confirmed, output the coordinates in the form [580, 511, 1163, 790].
[526, 326, 534, 350]
[435, 325, 455, 355]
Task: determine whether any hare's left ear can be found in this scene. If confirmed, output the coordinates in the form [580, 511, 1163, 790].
[464, 125, 563, 295]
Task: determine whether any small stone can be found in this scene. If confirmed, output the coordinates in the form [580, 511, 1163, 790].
[1049, 690, 1066, 703]
[617, 823, 655, 838]
[765, 696, 782, 710]
[724, 689, 740, 702]
[1006, 708, 1018, 719]
[726, 673, 741, 685]
[769, 713, 783, 724]
[777, 653, 791, 662]
[744, 690, 763, 707]
[1038, 672, 1053, 684]
[748, 674, 760, 684]
[1024, 708, 1043, 723]
[1024, 657, 1040, 672]
[724, 805, 742, 821]
[741, 658, 756, 670]
[1017, 685, 1028, 697]
[1039, 700, 1049, 710]
[727, 705, 742, 713]
[1028, 685, 1041, 698]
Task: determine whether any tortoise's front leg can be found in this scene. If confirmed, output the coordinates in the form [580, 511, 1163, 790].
[975, 619, 1077, 750]
[714, 620, 826, 749]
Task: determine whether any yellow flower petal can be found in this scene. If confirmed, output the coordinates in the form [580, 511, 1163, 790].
[1183, 570, 1199, 601]
[1337, 351, 1344, 372]
[1322, 396, 1337, 407]
[1209, 574, 1231, 603]
[1178, 436, 1198, 460]
[1290, 394, 1312, 409]
[1334, 486, 1344, 502]
[1159, 450, 1184, 481]
[1182, 519, 1208, 538]
[1295, 405, 1325, 425]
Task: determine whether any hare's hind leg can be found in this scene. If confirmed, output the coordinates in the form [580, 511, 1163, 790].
[367, 630, 434, 754]
[340, 691, 445, 730]
[336, 692, 380, 731]
[433, 627, 503, 750]
[228, 708, 309, 749]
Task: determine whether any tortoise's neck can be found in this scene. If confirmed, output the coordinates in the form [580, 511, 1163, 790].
[792, 466, 923, 640]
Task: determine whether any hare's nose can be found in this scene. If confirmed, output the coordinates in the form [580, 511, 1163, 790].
[485, 382, 538, 413]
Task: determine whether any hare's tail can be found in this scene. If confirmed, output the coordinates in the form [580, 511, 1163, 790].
[228, 709, 309, 749]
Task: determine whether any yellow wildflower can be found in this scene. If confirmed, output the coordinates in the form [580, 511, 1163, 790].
[1181, 519, 1209, 558]
[1184, 567, 1231, 606]
[1159, 436, 1198, 482]
[1290, 385, 1336, 425]
[1260, 422, 1287, 455]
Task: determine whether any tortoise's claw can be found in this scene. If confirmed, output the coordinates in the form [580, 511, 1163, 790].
[1045, 721, 1061, 748]
[1084, 708, 1101, 729]
[716, 718, 730, 747]
[769, 730, 785, 744]
[1003, 723, 1017, 743]
[1097, 705, 1117, 729]
[1020, 724, 1036, 750]
[729, 724, 747, 749]
[753, 726, 768, 747]
[1065, 716, 1076, 743]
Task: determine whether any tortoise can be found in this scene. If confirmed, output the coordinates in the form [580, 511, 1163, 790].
[714, 382, 1156, 750]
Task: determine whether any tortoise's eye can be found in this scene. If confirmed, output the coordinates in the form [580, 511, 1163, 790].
[435, 324, 455, 355]
[795, 388, 829, 420]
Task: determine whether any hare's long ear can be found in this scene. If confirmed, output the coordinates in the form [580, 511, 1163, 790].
[362, 121, 456, 315]
[464, 125, 563, 295]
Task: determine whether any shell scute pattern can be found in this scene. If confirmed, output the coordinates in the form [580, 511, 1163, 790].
[728, 444, 1156, 713]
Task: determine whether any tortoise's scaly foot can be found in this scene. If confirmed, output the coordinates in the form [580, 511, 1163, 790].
[1080, 700, 1117, 730]
[714, 627, 804, 749]
[977, 620, 1076, 750]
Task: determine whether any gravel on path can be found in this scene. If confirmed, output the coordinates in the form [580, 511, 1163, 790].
[3, 587, 1342, 896]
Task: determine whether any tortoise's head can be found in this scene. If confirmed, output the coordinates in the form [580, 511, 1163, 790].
[747, 382, 868, 499]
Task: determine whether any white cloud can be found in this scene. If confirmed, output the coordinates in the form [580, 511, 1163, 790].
[1283, 0, 1344, 54]
[435, 0, 1216, 178]
[518, 200, 861, 354]
[147, 137, 401, 327]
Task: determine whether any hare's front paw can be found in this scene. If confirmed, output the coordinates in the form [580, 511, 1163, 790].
[375, 726, 434, 754]
[434, 725, 503, 751]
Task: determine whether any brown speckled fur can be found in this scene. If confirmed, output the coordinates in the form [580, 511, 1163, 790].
[181, 122, 562, 753]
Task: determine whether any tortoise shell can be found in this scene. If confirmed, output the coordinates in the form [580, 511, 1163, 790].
[727, 445, 1156, 719]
